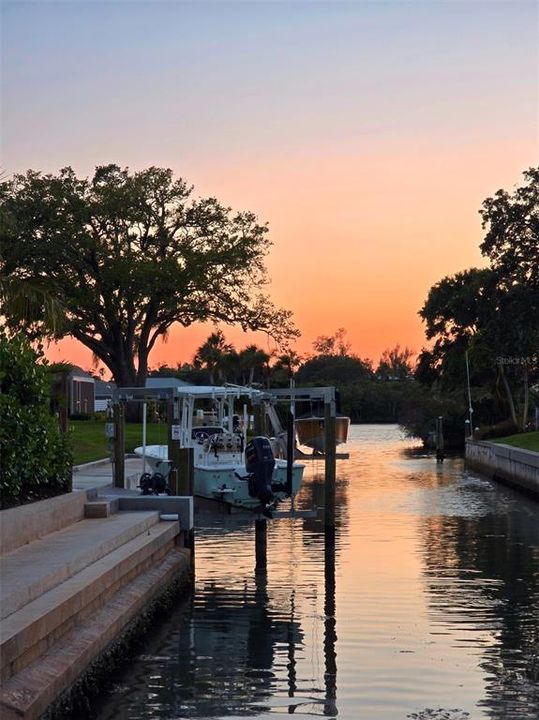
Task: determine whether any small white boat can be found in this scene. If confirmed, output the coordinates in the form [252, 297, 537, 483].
[134, 385, 304, 512]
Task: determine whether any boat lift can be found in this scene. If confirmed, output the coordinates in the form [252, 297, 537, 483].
[108, 383, 341, 568]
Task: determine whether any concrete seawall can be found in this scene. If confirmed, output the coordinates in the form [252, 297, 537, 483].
[465, 440, 539, 498]
[0, 488, 193, 720]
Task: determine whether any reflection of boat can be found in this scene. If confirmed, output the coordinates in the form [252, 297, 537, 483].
[295, 415, 350, 453]
[134, 385, 304, 512]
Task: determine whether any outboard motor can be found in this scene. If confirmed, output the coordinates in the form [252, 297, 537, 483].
[245, 436, 275, 504]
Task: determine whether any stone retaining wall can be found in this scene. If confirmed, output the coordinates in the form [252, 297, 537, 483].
[465, 440, 539, 498]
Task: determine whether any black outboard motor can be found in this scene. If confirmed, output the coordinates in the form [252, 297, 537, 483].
[245, 436, 275, 504]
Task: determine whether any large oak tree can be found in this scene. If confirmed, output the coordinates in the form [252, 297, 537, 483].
[0, 165, 298, 386]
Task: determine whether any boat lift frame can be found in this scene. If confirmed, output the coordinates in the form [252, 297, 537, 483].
[109, 383, 340, 530]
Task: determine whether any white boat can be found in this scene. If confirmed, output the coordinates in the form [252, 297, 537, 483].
[134, 385, 305, 512]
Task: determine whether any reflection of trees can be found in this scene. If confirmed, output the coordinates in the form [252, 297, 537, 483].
[420, 498, 539, 719]
[297, 469, 350, 542]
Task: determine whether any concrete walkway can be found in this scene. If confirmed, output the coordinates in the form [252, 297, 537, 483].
[73, 456, 147, 491]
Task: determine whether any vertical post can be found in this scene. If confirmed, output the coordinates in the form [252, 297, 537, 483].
[113, 402, 125, 488]
[465, 350, 474, 432]
[286, 411, 294, 495]
[436, 416, 445, 462]
[168, 401, 194, 496]
[177, 448, 194, 496]
[255, 518, 267, 570]
[141, 402, 147, 474]
[253, 401, 266, 436]
[167, 402, 179, 495]
[324, 396, 337, 528]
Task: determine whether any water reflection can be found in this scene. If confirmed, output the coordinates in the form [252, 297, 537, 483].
[94, 425, 539, 720]
[420, 477, 539, 719]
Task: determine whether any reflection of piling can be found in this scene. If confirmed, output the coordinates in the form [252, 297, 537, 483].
[324, 525, 337, 716]
[287, 590, 297, 699]
[435, 416, 445, 463]
[255, 518, 267, 570]
[112, 402, 125, 488]
[324, 399, 337, 527]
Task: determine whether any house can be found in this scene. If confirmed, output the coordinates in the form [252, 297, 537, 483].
[67, 367, 95, 416]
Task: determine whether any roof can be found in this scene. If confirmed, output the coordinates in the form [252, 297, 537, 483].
[68, 367, 95, 381]
[145, 377, 190, 389]
[95, 381, 117, 397]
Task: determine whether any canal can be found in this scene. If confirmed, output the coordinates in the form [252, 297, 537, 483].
[93, 425, 539, 720]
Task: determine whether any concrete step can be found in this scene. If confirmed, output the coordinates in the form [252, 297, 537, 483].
[0, 547, 191, 720]
[84, 497, 120, 518]
[0, 518, 179, 682]
[0, 511, 161, 621]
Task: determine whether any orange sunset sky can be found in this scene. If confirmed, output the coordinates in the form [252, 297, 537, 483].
[2, 1, 537, 375]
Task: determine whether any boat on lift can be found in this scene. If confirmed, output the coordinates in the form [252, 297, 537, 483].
[134, 385, 305, 512]
[295, 414, 350, 453]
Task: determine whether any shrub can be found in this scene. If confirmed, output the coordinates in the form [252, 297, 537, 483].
[0, 332, 72, 506]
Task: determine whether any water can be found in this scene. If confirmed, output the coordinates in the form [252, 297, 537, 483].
[94, 425, 539, 720]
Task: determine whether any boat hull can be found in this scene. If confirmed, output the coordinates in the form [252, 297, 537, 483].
[295, 416, 350, 452]
[135, 445, 304, 510]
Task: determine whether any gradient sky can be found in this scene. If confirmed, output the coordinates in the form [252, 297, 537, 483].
[2, 0, 537, 372]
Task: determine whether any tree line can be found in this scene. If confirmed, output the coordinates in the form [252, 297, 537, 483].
[1, 164, 537, 449]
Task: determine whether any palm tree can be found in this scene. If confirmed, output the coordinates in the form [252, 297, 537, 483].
[0, 275, 65, 337]
[238, 344, 270, 386]
[193, 330, 235, 384]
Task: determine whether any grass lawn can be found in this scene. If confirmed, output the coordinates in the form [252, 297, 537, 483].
[70, 420, 169, 465]
[492, 431, 539, 453]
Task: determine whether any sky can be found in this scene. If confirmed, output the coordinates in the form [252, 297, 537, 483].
[1, 0, 537, 373]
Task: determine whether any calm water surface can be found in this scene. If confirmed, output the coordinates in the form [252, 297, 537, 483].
[94, 425, 539, 720]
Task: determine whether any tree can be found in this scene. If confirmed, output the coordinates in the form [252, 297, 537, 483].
[480, 166, 539, 288]
[312, 327, 351, 357]
[376, 344, 414, 380]
[419, 167, 539, 430]
[0, 276, 65, 337]
[193, 330, 235, 384]
[0, 332, 71, 505]
[237, 344, 270, 386]
[0, 165, 298, 387]
[296, 354, 373, 386]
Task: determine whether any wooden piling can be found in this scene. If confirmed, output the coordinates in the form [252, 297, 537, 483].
[255, 518, 267, 569]
[253, 402, 267, 436]
[112, 402, 125, 488]
[324, 399, 337, 528]
[167, 403, 194, 496]
[436, 415, 445, 463]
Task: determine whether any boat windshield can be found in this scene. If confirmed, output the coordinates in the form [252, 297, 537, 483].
[190, 426, 225, 440]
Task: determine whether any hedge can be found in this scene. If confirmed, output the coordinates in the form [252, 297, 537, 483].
[0, 332, 72, 506]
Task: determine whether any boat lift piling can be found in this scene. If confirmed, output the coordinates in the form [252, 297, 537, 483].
[112, 402, 125, 488]
[324, 398, 337, 528]
[265, 387, 339, 527]
[255, 518, 268, 569]
[435, 415, 445, 463]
